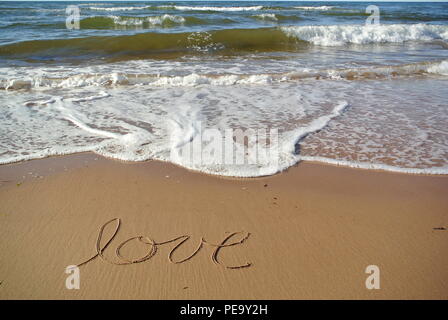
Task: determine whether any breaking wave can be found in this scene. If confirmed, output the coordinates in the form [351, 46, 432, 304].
[2, 60, 447, 90]
[282, 23, 448, 46]
[80, 15, 205, 29]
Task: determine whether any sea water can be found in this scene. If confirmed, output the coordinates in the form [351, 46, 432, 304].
[0, 1, 447, 176]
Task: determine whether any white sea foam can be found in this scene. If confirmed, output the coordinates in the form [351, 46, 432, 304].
[87, 6, 150, 12]
[1, 58, 447, 177]
[2, 77, 447, 176]
[294, 6, 335, 11]
[2, 60, 447, 91]
[427, 60, 448, 75]
[162, 5, 264, 12]
[109, 14, 186, 26]
[253, 14, 278, 22]
[282, 24, 448, 46]
[300, 156, 448, 175]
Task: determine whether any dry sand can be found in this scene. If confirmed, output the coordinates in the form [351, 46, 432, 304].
[0, 153, 447, 299]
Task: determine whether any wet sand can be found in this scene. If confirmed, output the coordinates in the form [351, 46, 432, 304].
[0, 153, 447, 299]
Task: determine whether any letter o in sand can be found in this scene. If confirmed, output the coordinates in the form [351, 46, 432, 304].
[116, 236, 157, 264]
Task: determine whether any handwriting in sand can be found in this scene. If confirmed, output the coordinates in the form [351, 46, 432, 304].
[76, 218, 252, 269]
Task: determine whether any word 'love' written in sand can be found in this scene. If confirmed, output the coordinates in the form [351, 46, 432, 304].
[75, 218, 252, 269]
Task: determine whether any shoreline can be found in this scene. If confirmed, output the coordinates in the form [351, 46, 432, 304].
[1, 153, 447, 299]
[0, 152, 447, 188]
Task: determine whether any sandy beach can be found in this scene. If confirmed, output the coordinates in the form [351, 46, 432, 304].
[0, 154, 447, 299]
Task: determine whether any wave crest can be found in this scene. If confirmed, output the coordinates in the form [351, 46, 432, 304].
[2, 60, 447, 90]
[158, 5, 264, 12]
[80, 15, 196, 29]
[294, 6, 335, 11]
[282, 24, 448, 46]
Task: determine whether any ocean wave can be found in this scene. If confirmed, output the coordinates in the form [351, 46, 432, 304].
[80, 15, 199, 29]
[2, 60, 447, 90]
[0, 72, 276, 90]
[0, 28, 302, 61]
[1, 15, 198, 30]
[427, 60, 448, 75]
[1, 25, 448, 62]
[320, 11, 368, 18]
[282, 23, 448, 46]
[321, 11, 448, 22]
[87, 5, 265, 12]
[157, 5, 264, 12]
[252, 14, 300, 22]
[253, 13, 278, 22]
[0, 24, 448, 62]
[294, 6, 336, 11]
[87, 6, 151, 12]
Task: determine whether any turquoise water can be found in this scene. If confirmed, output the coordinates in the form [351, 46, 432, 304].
[0, 2, 447, 176]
